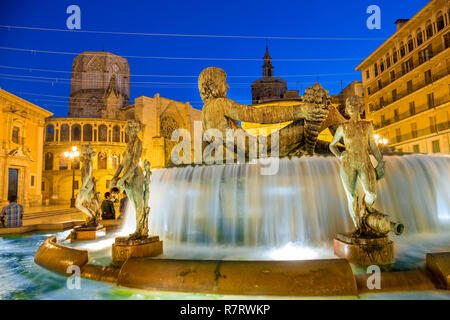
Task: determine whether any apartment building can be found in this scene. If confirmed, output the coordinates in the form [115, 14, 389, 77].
[356, 0, 450, 154]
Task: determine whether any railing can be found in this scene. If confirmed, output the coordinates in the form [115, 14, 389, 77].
[367, 42, 449, 97]
[373, 97, 450, 129]
[392, 121, 450, 144]
[369, 69, 449, 113]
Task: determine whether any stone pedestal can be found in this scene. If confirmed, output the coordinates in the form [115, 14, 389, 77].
[112, 236, 163, 266]
[334, 232, 394, 266]
[70, 225, 106, 242]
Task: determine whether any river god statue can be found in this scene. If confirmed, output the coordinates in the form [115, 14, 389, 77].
[199, 67, 345, 157]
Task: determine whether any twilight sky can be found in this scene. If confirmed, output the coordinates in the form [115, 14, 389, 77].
[0, 0, 429, 116]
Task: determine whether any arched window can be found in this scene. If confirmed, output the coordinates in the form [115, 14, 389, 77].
[436, 12, 445, 32]
[12, 126, 20, 144]
[60, 124, 70, 141]
[83, 124, 93, 141]
[45, 153, 53, 170]
[112, 125, 121, 142]
[98, 152, 107, 169]
[45, 125, 54, 142]
[71, 124, 81, 141]
[112, 154, 120, 170]
[385, 53, 391, 68]
[399, 42, 406, 57]
[426, 21, 433, 39]
[392, 47, 398, 63]
[98, 124, 108, 142]
[416, 28, 423, 46]
[407, 36, 414, 52]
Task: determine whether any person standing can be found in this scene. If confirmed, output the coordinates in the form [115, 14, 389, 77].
[0, 195, 23, 228]
[118, 190, 128, 220]
[101, 192, 115, 220]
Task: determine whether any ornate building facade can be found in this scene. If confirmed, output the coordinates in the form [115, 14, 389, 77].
[0, 89, 53, 207]
[43, 51, 201, 205]
[68, 51, 130, 119]
[356, 0, 450, 154]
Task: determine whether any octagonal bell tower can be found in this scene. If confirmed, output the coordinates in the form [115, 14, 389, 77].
[68, 51, 130, 119]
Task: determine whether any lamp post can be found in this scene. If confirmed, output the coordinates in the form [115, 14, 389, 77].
[374, 134, 390, 152]
[64, 146, 80, 208]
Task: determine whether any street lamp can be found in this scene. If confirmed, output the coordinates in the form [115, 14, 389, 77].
[64, 146, 80, 208]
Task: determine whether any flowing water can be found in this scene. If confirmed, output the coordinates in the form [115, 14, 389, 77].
[1, 154, 449, 299]
[135, 154, 450, 247]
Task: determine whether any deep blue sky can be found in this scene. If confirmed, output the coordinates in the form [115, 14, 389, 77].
[0, 0, 429, 116]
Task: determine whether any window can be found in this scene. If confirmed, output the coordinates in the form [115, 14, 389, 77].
[394, 108, 399, 121]
[407, 80, 413, 93]
[71, 124, 81, 141]
[98, 152, 107, 170]
[60, 124, 70, 141]
[392, 89, 397, 101]
[379, 97, 385, 108]
[416, 29, 423, 46]
[424, 70, 432, 84]
[98, 124, 108, 142]
[407, 37, 414, 52]
[411, 123, 417, 138]
[30, 175, 35, 188]
[400, 43, 406, 58]
[41, 181, 45, 192]
[59, 157, 68, 170]
[45, 153, 53, 170]
[432, 140, 440, 153]
[112, 155, 120, 170]
[430, 116, 437, 132]
[409, 101, 416, 115]
[374, 63, 379, 77]
[380, 60, 385, 73]
[436, 13, 445, 32]
[12, 126, 20, 144]
[378, 79, 382, 90]
[426, 22, 433, 39]
[396, 128, 401, 142]
[45, 125, 54, 142]
[402, 58, 414, 75]
[413, 144, 420, 153]
[113, 125, 121, 142]
[83, 124, 93, 141]
[427, 93, 435, 108]
[386, 54, 391, 68]
[393, 49, 398, 63]
[366, 70, 370, 79]
[445, 32, 450, 49]
[390, 70, 396, 82]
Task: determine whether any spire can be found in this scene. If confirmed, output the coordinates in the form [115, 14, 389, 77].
[262, 44, 273, 77]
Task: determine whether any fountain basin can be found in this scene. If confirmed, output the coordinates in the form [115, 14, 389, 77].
[35, 236, 358, 297]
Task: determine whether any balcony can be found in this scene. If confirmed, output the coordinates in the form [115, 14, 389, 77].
[367, 42, 449, 97]
[373, 97, 450, 130]
[392, 121, 450, 144]
[369, 69, 449, 113]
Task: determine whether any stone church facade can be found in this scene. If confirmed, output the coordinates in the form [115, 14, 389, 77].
[43, 51, 200, 205]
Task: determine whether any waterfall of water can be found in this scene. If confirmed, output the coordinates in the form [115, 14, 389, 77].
[122, 154, 449, 248]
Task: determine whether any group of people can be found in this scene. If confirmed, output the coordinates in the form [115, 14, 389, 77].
[0, 190, 128, 229]
[100, 190, 129, 220]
